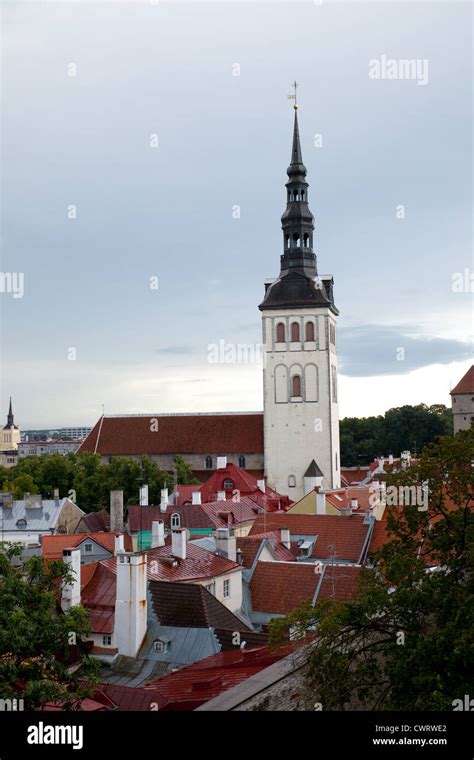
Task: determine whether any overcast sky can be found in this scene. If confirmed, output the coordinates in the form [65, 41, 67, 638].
[0, 1, 472, 428]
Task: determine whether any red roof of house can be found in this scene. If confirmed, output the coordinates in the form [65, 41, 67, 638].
[249, 561, 362, 614]
[141, 645, 287, 710]
[236, 531, 296, 567]
[81, 562, 116, 633]
[42, 532, 132, 559]
[101, 684, 169, 712]
[249, 561, 320, 614]
[172, 485, 201, 506]
[128, 498, 263, 533]
[249, 513, 372, 563]
[450, 366, 474, 394]
[144, 543, 241, 583]
[77, 413, 263, 456]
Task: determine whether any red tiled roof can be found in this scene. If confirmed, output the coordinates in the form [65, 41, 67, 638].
[250, 562, 320, 614]
[77, 413, 264, 456]
[141, 645, 287, 710]
[236, 531, 295, 567]
[128, 498, 262, 533]
[450, 366, 474, 394]
[42, 532, 132, 559]
[144, 543, 241, 583]
[101, 684, 169, 711]
[249, 513, 371, 563]
[249, 561, 362, 614]
[81, 562, 116, 633]
[317, 565, 362, 602]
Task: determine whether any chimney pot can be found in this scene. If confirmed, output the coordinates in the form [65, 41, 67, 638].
[151, 520, 165, 548]
[171, 528, 187, 560]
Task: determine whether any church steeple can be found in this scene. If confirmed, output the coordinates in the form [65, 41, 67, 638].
[280, 107, 317, 276]
[259, 95, 337, 314]
[5, 397, 15, 429]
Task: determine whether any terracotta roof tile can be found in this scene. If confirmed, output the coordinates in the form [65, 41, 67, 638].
[41, 532, 132, 559]
[450, 366, 474, 394]
[249, 561, 320, 614]
[78, 413, 263, 456]
[249, 513, 371, 563]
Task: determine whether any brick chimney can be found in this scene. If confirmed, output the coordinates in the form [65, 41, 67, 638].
[115, 552, 147, 658]
[171, 528, 187, 560]
[151, 520, 165, 548]
[61, 547, 81, 610]
[110, 490, 124, 533]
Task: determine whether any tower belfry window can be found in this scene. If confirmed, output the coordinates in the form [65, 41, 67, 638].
[276, 323, 285, 342]
[291, 322, 300, 342]
[305, 322, 315, 341]
[292, 375, 302, 397]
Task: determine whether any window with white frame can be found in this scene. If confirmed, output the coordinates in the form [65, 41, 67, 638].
[171, 513, 181, 528]
[223, 578, 230, 598]
[102, 635, 112, 646]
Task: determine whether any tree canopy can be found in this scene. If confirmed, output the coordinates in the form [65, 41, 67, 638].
[0, 453, 199, 512]
[340, 403, 453, 467]
[269, 429, 474, 710]
[0, 543, 100, 709]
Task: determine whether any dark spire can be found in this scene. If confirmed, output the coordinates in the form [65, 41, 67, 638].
[259, 94, 338, 315]
[4, 397, 17, 430]
[287, 110, 307, 178]
[7, 397, 13, 427]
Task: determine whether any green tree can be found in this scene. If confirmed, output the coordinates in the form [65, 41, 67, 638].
[0, 544, 100, 709]
[270, 429, 474, 710]
[173, 455, 200, 486]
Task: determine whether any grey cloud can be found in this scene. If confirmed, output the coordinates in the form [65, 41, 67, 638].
[338, 325, 472, 377]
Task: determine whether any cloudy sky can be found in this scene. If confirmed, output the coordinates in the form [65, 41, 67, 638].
[1, 0, 472, 428]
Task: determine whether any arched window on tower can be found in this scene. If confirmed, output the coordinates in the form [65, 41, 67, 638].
[292, 233, 300, 248]
[276, 323, 285, 342]
[285, 234, 290, 250]
[292, 375, 302, 397]
[305, 321, 315, 342]
[171, 513, 181, 529]
[238, 455, 246, 468]
[291, 322, 300, 342]
[303, 233, 309, 248]
[301, 189, 305, 200]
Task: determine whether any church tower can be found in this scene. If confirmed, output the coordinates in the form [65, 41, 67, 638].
[1, 397, 21, 452]
[259, 102, 340, 499]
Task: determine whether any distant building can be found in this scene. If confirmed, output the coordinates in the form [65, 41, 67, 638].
[0, 495, 84, 547]
[17, 440, 81, 458]
[57, 427, 92, 440]
[450, 366, 474, 434]
[0, 398, 20, 453]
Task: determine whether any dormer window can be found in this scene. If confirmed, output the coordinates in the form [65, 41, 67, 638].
[223, 479, 234, 490]
[171, 513, 181, 528]
[84, 543, 93, 553]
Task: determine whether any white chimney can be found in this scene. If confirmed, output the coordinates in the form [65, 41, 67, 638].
[216, 456, 227, 470]
[61, 547, 81, 610]
[110, 490, 124, 532]
[280, 527, 290, 550]
[216, 527, 236, 562]
[388, 454, 394, 465]
[171, 528, 187, 560]
[217, 491, 226, 502]
[114, 534, 124, 554]
[139, 484, 149, 506]
[160, 488, 169, 513]
[351, 498, 358, 509]
[53, 488, 60, 502]
[151, 520, 165, 548]
[115, 553, 147, 658]
[316, 491, 326, 515]
[192, 491, 202, 505]
[257, 479, 265, 493]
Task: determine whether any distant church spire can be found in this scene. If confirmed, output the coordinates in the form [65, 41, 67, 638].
[6, 397, 14, 427]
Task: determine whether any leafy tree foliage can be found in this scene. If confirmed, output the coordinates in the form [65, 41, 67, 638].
[0, 544, 100, 709]
[270, 429, 474, 710]
[341, 404, 453, 466]
[0, 452, 198, 512]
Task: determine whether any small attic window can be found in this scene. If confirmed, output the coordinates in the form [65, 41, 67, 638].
[84, 543, 93, 552]
[223, 479, 234, 490]
[153, 639, 170, 654]
[171, 513, 181, 528]
[16, 518, 27, 527]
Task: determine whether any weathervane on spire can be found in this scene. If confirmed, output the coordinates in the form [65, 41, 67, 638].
[288, 80, 299, 109]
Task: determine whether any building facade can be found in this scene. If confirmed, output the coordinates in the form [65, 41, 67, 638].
[259, 107, 341, 498]
[450, 366, 474, 434]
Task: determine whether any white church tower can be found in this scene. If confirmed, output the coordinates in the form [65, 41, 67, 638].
[259, 101, 341, 499]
